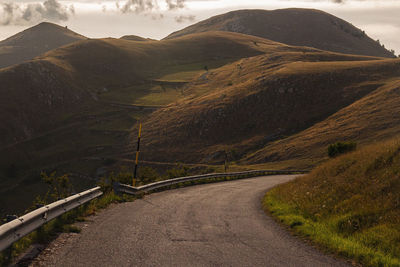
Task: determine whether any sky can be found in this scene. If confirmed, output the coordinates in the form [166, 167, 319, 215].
[0, 0, 400, 55]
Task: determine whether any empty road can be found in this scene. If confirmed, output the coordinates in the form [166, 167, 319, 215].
[34, 175, 350, 267]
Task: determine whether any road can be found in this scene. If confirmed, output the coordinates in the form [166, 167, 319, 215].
[32, 175, 350, 267]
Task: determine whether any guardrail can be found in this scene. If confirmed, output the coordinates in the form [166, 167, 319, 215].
[0, 187, 103, 252]
[114, 170, 306, 196]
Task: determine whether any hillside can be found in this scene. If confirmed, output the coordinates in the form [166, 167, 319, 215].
[1, 26, 400, 217]
[0, 31, 282, 215]
[264, 139, 400, 266]
[244, 74, 400, 168]
[137, 54, 400, 166]
[0, 31, 273, 148]
[0, 22, 87, 69]
[165, 8, 395, 58]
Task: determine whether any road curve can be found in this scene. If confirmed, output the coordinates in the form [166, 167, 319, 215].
[34, 175, 350, 267]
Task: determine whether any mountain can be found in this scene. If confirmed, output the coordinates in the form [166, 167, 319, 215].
[1, 25, 400, 216]
[137, 54, 400, 167]
[165, 8, 395, 58]
[0, 31, 281, 215]
[244, 72, 400, 167]
[0, 22, 87, 69]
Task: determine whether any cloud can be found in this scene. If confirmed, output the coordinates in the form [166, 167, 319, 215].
[116, 0, 187, 14]
[166, 0, 185, 10]
[175, 14, 195, 23]
[117, 0, 159, 13]
[1, 3, 14, 25]
[0, 0, 74, 25]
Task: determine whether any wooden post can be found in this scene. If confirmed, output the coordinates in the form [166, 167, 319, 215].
[133, 122, 142, 186]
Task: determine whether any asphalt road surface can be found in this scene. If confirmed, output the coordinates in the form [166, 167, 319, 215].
[33, 175, 350, 267]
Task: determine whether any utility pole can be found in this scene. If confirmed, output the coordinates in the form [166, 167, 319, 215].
[133, 122, 142, 186]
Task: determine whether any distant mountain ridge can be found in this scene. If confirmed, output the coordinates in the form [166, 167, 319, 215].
[0, 22, 87, 69]
[165, 8, 395, 58]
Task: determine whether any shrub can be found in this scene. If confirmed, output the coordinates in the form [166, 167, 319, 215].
[328, 141, 357, 157]
[138, 167, 159, 185]
[39, 172, 73, 204]
[165, 163, 189, 179]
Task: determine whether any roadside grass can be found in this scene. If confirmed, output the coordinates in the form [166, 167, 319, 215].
[263, 139, 400, 267]
[0, 191, 136, 266]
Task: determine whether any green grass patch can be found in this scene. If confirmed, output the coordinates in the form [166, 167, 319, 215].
[157, 70, 204, 82]
[264, 139, 400, 267]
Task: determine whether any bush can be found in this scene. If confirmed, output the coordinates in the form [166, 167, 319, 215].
[138, 167, 159, 185]
[37, 172, 73, 205]
[328, 141, 357, 157]
[165, 163, 189, 179]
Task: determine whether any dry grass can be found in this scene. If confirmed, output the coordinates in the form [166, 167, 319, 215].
[246, 77, 400, 164]
[264, 138, 400, 266]
[139, 49, 400, 164]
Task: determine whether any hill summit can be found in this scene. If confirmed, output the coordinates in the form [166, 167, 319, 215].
[165, 8, 395, 58]
[0, 22, 87, 69]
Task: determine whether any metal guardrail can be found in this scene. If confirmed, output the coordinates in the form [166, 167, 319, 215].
[115, 170, 307, 195]
[0, 170, 305, 252]
[0, 187, 103, 252]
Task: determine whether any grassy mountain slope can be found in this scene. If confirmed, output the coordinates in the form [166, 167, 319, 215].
[0, 31, 270, 148]
[245, 75, 400, 168]
[138, 54, 400, 165]
[264, 139, 400, 266]
[0, 31, 283, 216]
[165, 8, 395, 58]
[0, 22, 87, 69]
[1, 26, 399, 217]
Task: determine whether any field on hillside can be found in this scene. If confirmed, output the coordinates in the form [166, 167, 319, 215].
[264, 139, 400, 266]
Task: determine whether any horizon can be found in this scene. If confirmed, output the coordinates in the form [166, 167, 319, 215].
[0, 0, 399, 55]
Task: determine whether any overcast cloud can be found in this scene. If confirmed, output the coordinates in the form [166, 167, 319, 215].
[0, 0, 74, 25]
[0, 0, 399, 54]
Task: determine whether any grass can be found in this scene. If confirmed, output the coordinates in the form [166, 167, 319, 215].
[157, 70, 204, 82]
[139, 45, 400, 165]
[263, 138, 400, 267]
[246, 77, 400, 165]
[0, 191, 136, 266]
